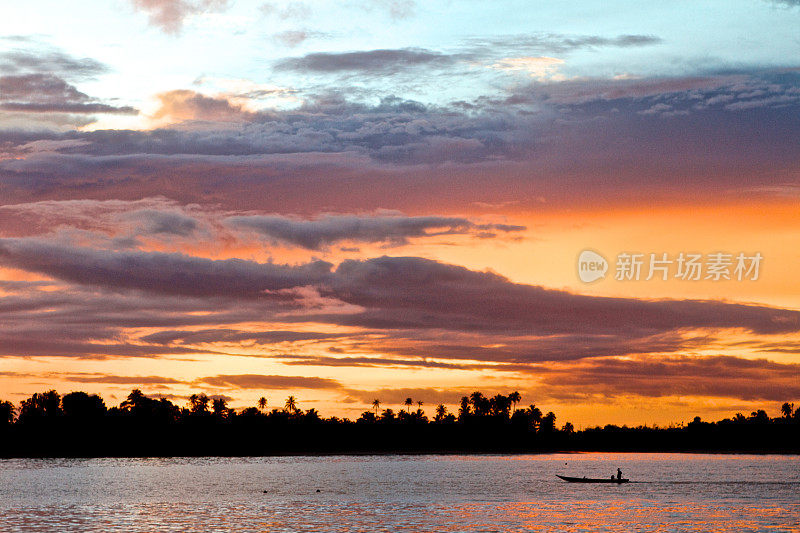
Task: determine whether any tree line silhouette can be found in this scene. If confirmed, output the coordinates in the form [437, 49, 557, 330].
[0, 390, 797, 457]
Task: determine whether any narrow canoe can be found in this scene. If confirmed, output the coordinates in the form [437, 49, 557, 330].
[557, 475, 629, 484]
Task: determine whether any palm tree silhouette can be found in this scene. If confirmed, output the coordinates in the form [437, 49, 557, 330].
[509, 391, 521, 413]
[285, 396, 298, 412]
[416, 400, 424, 414]
[435, 404, 447, 422]
[372, 399, 381, 415]
[469, 391, 487, 416]
[458, 396, 470, 421]
[528, 404, 543, 430]
[258, 397, 268, 412]
[404, 397, 413, 413]
[189, 393, 210, 414]
[121, 389, 145, 411]
[212, 398, 229, 418]
[0, 400, 15, 425]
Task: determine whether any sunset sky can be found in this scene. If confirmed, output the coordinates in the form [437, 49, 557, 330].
[1, 0, 799, 426]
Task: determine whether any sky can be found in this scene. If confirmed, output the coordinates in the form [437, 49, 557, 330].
[1, 0, 799, 427]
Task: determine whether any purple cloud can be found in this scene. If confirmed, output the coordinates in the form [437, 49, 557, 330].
[227, 213, 524, 249]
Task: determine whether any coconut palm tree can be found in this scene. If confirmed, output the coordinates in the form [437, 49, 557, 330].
[469, 391, 489, 417]
[490, 394, 510, 418]
[189, 393, 210, 414]
[121, 389, 146, 411]
[212, 398, 230, 419]
[285, 395, 298, 412]
[540, 411, 557, 433]
[404, 397, 413, 413]
[416, 400, 424, 414]
[435, 404, 447, 422]
[372, 399, 381, 415]
[258, 397, 267, 412]
[781, 402, 794, 419]
[458, 396, 470, 421]
[528, 404, 543, 430]
[508, 391, 521, 413]
[0, 400, 15, 425]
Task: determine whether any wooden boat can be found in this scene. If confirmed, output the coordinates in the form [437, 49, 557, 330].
[557, 475, 629, 484]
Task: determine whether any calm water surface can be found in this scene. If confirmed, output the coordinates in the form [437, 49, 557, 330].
[1, 453, 798, 532]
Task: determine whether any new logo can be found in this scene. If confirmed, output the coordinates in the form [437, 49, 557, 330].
[578, 250, 608, 283]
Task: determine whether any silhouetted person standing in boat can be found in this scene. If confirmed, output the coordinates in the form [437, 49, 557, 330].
[617, 468, 622, 480]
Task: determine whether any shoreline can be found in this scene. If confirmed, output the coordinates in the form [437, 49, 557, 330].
[3, 449, 799, 459]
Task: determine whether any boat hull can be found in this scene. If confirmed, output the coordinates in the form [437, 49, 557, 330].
[557, 475, 629, 483]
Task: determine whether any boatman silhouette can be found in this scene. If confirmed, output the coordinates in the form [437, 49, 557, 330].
[617, 468, 622, 480]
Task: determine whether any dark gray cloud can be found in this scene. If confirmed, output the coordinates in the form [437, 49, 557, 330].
[0, 198, 211, 244]
[467, 33, 662, 56]
[0, 277, 312, 361]
[274, 48, 458, 74]
[197, 374, 341, 389]
[227, 213, 524, 249]
[141, 328, 343, 345]
[273, 33, 661, 76]
[0, 69, 136, 117]
[514, 76, 735, 104]
[0, 49, 108, 79]
[0, 92, 523, 165]
[0, 102, 138, 114]
[122, 209, 200, 237]
[0, 198, 523, 253]
[0, 237, 333, 298]
[0, 282, 294, 359]
[0, 43, 132, 118]
[325, 256, 800, 336]
[0, 74, 89, 102]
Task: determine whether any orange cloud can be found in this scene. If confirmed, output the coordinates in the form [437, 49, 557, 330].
[151, 89, 254, 124]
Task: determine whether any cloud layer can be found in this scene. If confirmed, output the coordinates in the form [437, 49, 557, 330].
[1, 237, 798, 374]
[2, 69, 798, 210]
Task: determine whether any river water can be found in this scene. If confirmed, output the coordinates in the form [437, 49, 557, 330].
[1, 453, 798, 532]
